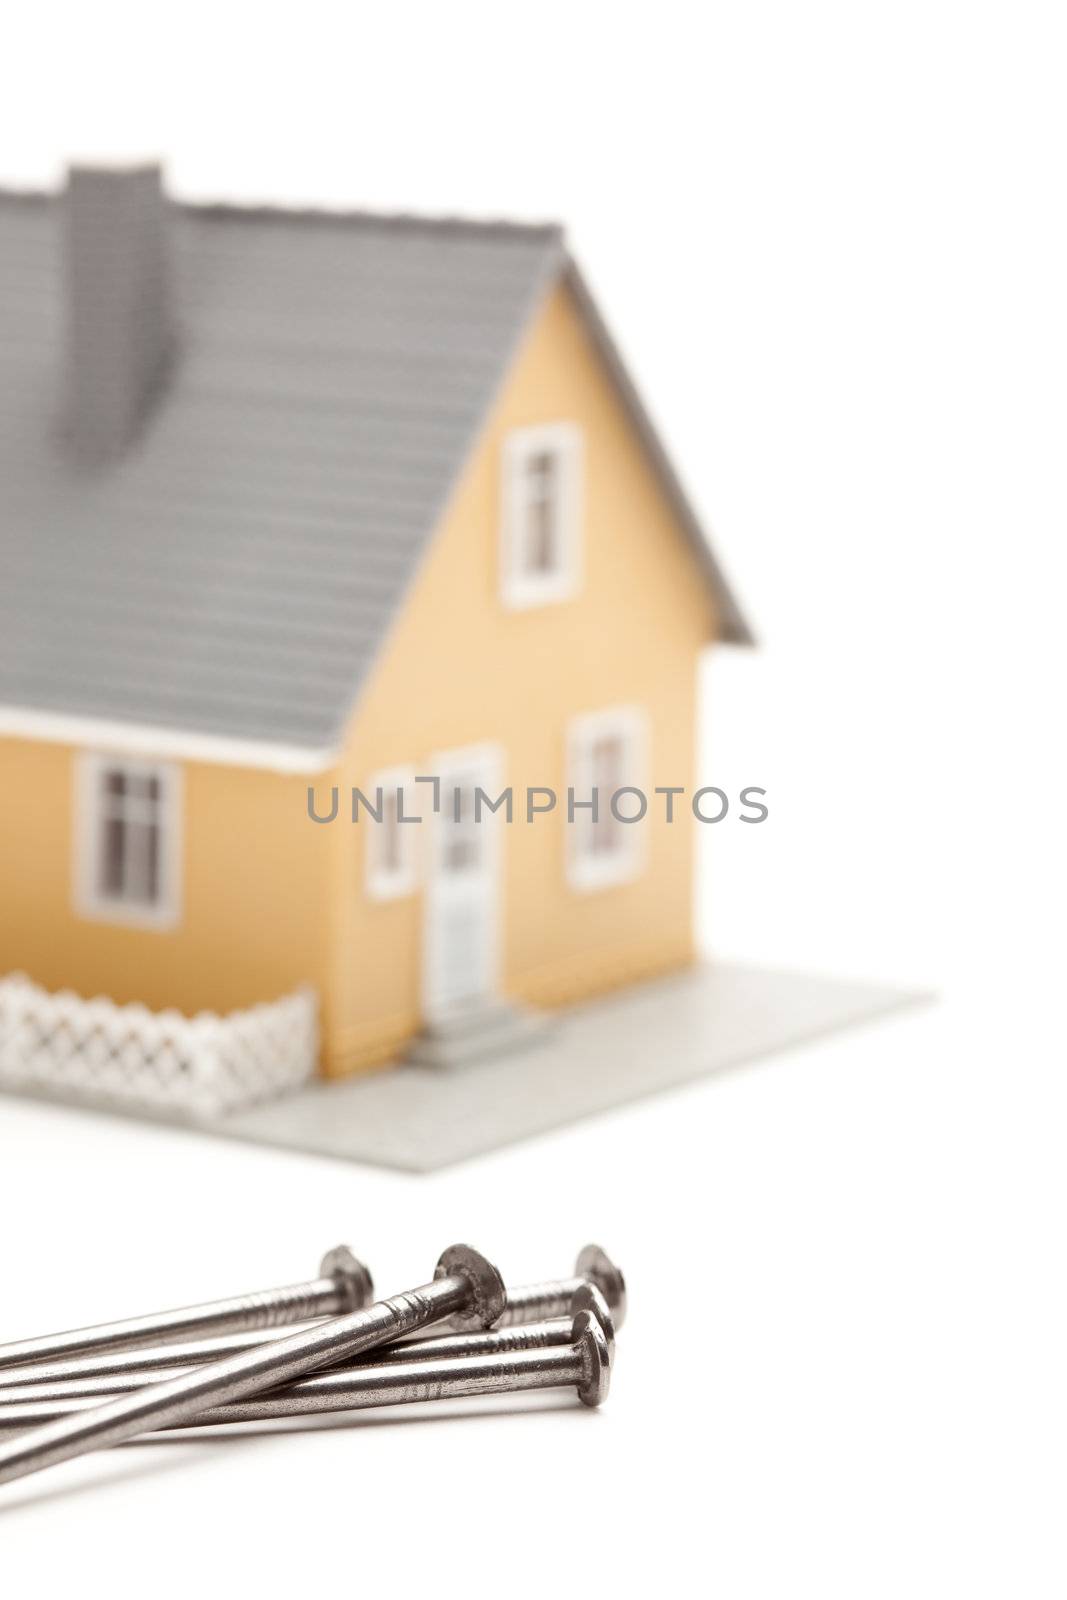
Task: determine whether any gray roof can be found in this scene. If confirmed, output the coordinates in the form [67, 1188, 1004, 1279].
[0, 178, 750, 761]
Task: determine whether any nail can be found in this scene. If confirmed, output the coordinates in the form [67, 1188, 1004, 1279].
[0, 1306, 612, 1433]
[0, 1245, 373, 1373]
[0, 1285, 616, 1404]
[0, 1243, 505, 1490]
[480, 1243, 627, 1329]
[0, 1249, 624, 1384]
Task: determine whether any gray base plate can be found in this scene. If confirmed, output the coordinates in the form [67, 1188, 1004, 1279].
[215, 961, 929, 1171]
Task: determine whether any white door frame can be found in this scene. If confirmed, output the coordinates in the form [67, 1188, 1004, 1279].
[421, 742, 505, 1021]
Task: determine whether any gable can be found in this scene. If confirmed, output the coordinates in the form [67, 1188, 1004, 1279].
[343, 273, 730, 765]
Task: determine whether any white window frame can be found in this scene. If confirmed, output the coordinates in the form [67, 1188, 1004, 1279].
[363, 765, 419, 902]
[566, 706, 649, 892]
[500, 422, 583, 609]
[74, 752, 182, 929]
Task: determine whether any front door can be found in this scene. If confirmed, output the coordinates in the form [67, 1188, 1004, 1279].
[422, 745, 503, 1021]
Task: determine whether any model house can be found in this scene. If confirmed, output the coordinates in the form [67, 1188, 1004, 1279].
[0, 163, 750, 1112]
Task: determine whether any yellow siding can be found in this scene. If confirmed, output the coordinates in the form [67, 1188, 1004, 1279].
[0, 740, 335, 1020]
[327, 280, 716, 1075]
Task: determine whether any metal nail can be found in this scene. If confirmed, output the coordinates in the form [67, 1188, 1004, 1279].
[0, 1243, 505, 1490]
[0, 1285, 616, 1404]
[477, 1243, 627, 1329]
[0, 1306, 612, 1433]
[0, 1247, 626, 1386]
[0, 1245, 373, 1373]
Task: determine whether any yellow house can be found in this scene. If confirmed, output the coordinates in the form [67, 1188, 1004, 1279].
[0, 164, 750, 1107]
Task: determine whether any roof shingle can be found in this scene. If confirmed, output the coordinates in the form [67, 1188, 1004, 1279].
[0, 181, 748, 763]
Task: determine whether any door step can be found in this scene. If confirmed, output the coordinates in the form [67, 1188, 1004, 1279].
[404, 999, 551, 1070]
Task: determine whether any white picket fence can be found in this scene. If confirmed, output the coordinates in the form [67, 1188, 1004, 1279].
[0, 973, 318, 1120]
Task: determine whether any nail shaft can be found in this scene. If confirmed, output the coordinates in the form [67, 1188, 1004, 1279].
[0, 1244, 504, 1490]
[0, 1309, 612, 1433]
[0, 1304, 608, 1404]
[0, 1328, 326, 1389]
[0, 1246, 372, 1373]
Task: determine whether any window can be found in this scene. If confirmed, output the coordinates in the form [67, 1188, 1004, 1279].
[567, 707, 648, 891]
[501, 423, 582, 607]
[364, 766, 418, 901]
[76, 754, 181, 927]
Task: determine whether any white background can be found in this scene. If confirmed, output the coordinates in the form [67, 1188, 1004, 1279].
[0, 2, 1064, 1592]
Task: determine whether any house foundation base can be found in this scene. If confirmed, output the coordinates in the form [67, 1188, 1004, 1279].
[213, 961, 930, 1170]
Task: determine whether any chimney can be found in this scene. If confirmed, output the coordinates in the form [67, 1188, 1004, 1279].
[64, 163, 174, 462]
